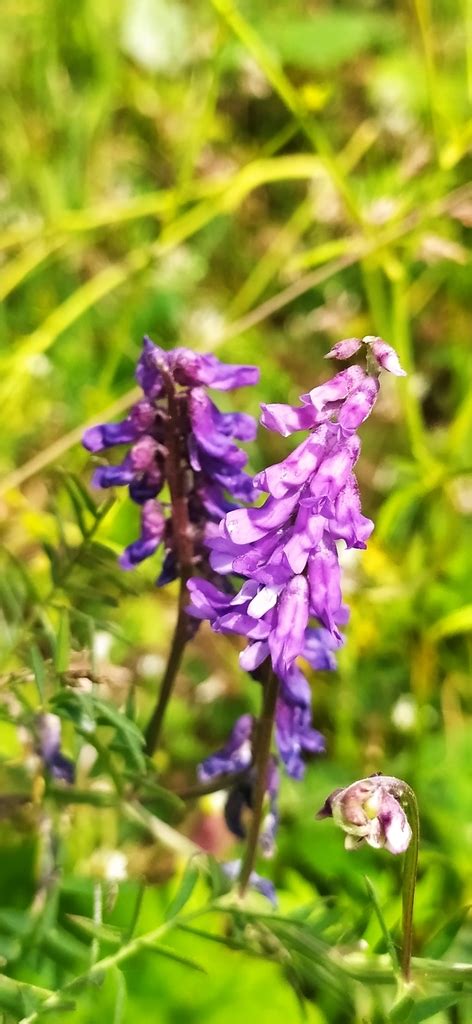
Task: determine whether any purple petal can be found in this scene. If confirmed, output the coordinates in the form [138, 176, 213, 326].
[119, 501, 165, 568]
[172, 349, 259, 390]
[303, 628, 340, 671]
[156, 550, 178, 587]
[308, 540, 344, 637]
[224, 490, 300, 544]
[187, 579, 232, 621]
[338, 376, 379, 433]
[136, 337, 167, 399]
[282, 507, 324, 574]
[239, 640, 269, 671]
[189, 390, 252, 462]
[275, 697, 325, 779]
[302, 365, 367, 412]
[309, 436, 360, 504]
[269, 575, 309, 675]
[199, 714, 253, 781]
[92, 460, 134, 488]
[254, 427, 332, 499]
[328, 476, 374, 549]
[260, 402, 321, 437]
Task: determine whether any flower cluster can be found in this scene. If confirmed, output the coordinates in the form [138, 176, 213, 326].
[188, 336, 406, 791]
[83, 337, 259, 583]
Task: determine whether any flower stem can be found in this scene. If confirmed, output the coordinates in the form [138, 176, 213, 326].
[144, 582, 191, 756]
[238, 664, 279, 896]
[144, 362, 195, 757]
[399, 782, 420, 981]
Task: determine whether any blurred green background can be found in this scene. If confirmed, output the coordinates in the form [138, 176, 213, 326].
[0, 0, 471, 1021]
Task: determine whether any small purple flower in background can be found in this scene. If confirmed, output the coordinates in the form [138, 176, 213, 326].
[83, 338, 259, 583]
[188, 336, 406, 790]
[316, 775, 412, 855]
[222, 859, 277, 906]
[198, 714, 279, 856]
[37, 713, 75, 784]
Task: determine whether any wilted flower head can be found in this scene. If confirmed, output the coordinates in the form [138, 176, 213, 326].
[83, 338, 259, 582]
[316, 775, 412, 855]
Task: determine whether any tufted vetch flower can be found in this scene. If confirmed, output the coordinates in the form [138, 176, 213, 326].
[188, 338, 405, 785]
[83, 338, 259, 582]
[316, 775, 413, 855]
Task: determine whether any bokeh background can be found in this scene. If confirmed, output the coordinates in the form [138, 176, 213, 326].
[0, 1, 471, 1021]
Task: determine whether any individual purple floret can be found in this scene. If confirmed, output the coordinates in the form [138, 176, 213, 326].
[198, 714, 253, 782]
[188, 338, 405, 781]
[37, 713, 75, 784]
[83, 338, 259, 581]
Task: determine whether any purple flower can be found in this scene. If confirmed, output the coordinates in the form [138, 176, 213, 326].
[316, 775, 412, 855]
[222, 860, 277, 906]
[83, 338, 259, 579]
[37, 714, 75, 784]
[198, 714, 253, 782]
[325, 334, 406, 377]
[199, 715, 279, 854]
[188, 337, 404, 780]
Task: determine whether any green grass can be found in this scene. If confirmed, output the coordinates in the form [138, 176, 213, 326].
[0, 1, 472, 1021]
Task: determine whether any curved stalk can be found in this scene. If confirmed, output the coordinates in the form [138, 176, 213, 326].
[398, 782, 420, 981]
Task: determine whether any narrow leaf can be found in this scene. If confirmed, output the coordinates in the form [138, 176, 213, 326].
[54, 607, 70, 674]
[365, 875, 399, 972]
[164, 862, 199, 920]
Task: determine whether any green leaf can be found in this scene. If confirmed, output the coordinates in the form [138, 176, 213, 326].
[423, 905, 470, 958]
[66, 914, 123, 948]
[0, 976, 54, 1017]
[405, 993, 463, 1023]
[146, 943, 206, 973]
[365, 876, 399, 972]
[164, 861, 199, 920]
[388, 993, 416, 1022]
[54, 607, 70, 673]
[29, 644, 46, 704]
[256, 11, 398, 71]
[428, 604, 472, 640]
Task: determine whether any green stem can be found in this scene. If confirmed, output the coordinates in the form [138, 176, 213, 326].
[399, 782, 420, 982]
[144, 360, 195, 757]
[144, 582, 191, 756]
[238, 665, 279, 896]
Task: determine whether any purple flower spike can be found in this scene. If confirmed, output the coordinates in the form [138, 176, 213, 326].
[189, 334, 404, 790]
[83, 337, 259, 578]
